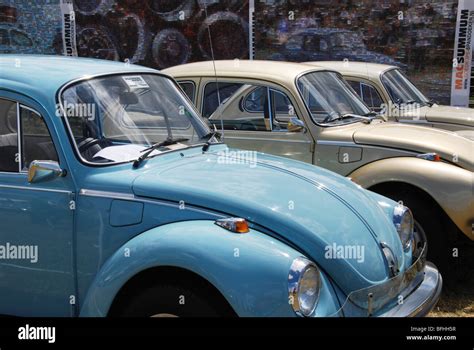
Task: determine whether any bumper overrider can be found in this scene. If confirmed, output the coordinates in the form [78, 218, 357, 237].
[336, 247, 442, 317]
[380, 262, 442, 317]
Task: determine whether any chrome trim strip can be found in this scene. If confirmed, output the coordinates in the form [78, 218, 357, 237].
[16, 102, 21, 172]
[225, 136, 312, 143]
[316, 140, 357, 146]
[79, 189, 135, 200]
[315, 140, 419, 156]
[398, 120, 428, 124]
[79, 189, 226, 218]
[0, 184, 72, 195]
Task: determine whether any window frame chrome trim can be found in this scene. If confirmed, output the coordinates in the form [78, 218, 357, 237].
[56, 71, 210, 168]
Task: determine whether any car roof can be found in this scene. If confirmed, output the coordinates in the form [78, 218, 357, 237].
[0, 55, 158, 106]
[163, 60, 327, 86]
[306, 61, 395, 78]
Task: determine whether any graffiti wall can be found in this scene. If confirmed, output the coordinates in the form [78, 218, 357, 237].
[0, 0, 250, 68]
[254, 0, 462, 105]
[0, 0, 472, 106]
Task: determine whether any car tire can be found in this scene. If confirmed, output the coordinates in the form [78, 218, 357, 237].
[119, 284, 224, 317]
[377, 189, 450, 272]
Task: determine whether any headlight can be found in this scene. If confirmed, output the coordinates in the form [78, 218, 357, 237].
[393, 205, 414, 251]
[288, 257, 321, 317]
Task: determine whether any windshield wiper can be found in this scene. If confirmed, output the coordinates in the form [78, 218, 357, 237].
[133, 137, 189, 168]
[201, 130, 222, 153]
[323, 113, 373, 124]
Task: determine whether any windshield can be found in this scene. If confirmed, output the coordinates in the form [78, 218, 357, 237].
[61, 74, 210, 165]
[330, 33, 366, 50]
[381, 69, 429, 106]
[297, 71, 371, 125]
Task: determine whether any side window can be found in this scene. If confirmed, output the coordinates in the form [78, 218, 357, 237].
[243, 86, 266, 112]
[0, 99, 19, 172]
[361, 83, 384, 111]
[202, 82, 243, 118]
[273, 90, 297, 125]
[347, 80, 362, 96]
[178, 81, 195, 103]
[212, 84, 302, 132]
[20, 107, 58, 170]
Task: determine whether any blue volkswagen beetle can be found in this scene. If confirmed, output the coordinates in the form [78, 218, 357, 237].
[0, 55, 441, 317]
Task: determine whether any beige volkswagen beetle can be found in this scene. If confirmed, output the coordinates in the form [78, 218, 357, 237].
[164, 60, 474, 271]
[307, 61, 474, 140]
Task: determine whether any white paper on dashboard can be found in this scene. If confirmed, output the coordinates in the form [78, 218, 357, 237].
[93, 145, 160, 162]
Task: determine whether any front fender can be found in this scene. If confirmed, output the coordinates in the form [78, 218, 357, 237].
[79, 220, 326, 317]
[349, 157, 474, 239]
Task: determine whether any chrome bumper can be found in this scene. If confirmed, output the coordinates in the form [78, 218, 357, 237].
[380, 262, 442, 317]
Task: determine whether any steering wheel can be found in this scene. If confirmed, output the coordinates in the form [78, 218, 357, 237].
[78, 137, 101, 153]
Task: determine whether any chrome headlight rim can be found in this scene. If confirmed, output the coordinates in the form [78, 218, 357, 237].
[288, 257, 321, 317]
[393, 205, 414, 251]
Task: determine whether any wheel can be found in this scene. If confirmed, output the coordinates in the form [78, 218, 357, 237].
[374, 188, 450, 272]
[76, 24, 120, 61]
[119, 284, 224, 317]
[198, 11, 249, 60]
[151, 29, 191, 69]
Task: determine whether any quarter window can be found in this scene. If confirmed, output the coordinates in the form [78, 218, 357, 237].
[347, 80, 384, 111]
[178, 81, 196, 103]
[209, 83, 302, 132]
[0, 99, 58, 173]
[20, 107, 58, 170]
[0, 99, 18, 172]
[202, 82, 243, 118]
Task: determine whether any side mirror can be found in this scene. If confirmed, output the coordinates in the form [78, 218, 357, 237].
[28, 161, 66, 183]
[288, 117, 307, 133]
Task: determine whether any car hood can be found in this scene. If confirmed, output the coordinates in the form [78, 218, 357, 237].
[352, 122, 474, 171]
[424, 104, 474, 128]
[132, 147, 405, 293]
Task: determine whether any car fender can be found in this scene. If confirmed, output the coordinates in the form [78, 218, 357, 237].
[79, 220, 307, 317]
[349, 157, 474, 239]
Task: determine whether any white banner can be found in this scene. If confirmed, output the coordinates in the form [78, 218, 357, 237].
[451, 0, 474, 107]
[60, 0, 77, 57]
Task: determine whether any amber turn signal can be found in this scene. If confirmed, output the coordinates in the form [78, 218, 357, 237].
[215, 218, 250, 233]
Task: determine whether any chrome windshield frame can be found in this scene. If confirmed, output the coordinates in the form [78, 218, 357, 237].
[56, 72, 211, 168]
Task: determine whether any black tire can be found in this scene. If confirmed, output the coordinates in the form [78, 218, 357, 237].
[374, 188, 451, 273]
[119, 284, 223, 317]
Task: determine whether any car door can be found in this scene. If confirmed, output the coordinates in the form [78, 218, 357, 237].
[201, 79, 314, 163]
[0, 97, 75, 317]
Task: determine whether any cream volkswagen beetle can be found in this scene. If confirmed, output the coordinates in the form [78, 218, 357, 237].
[308, 61, 474, 140]
[164, 60, 474, 271]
